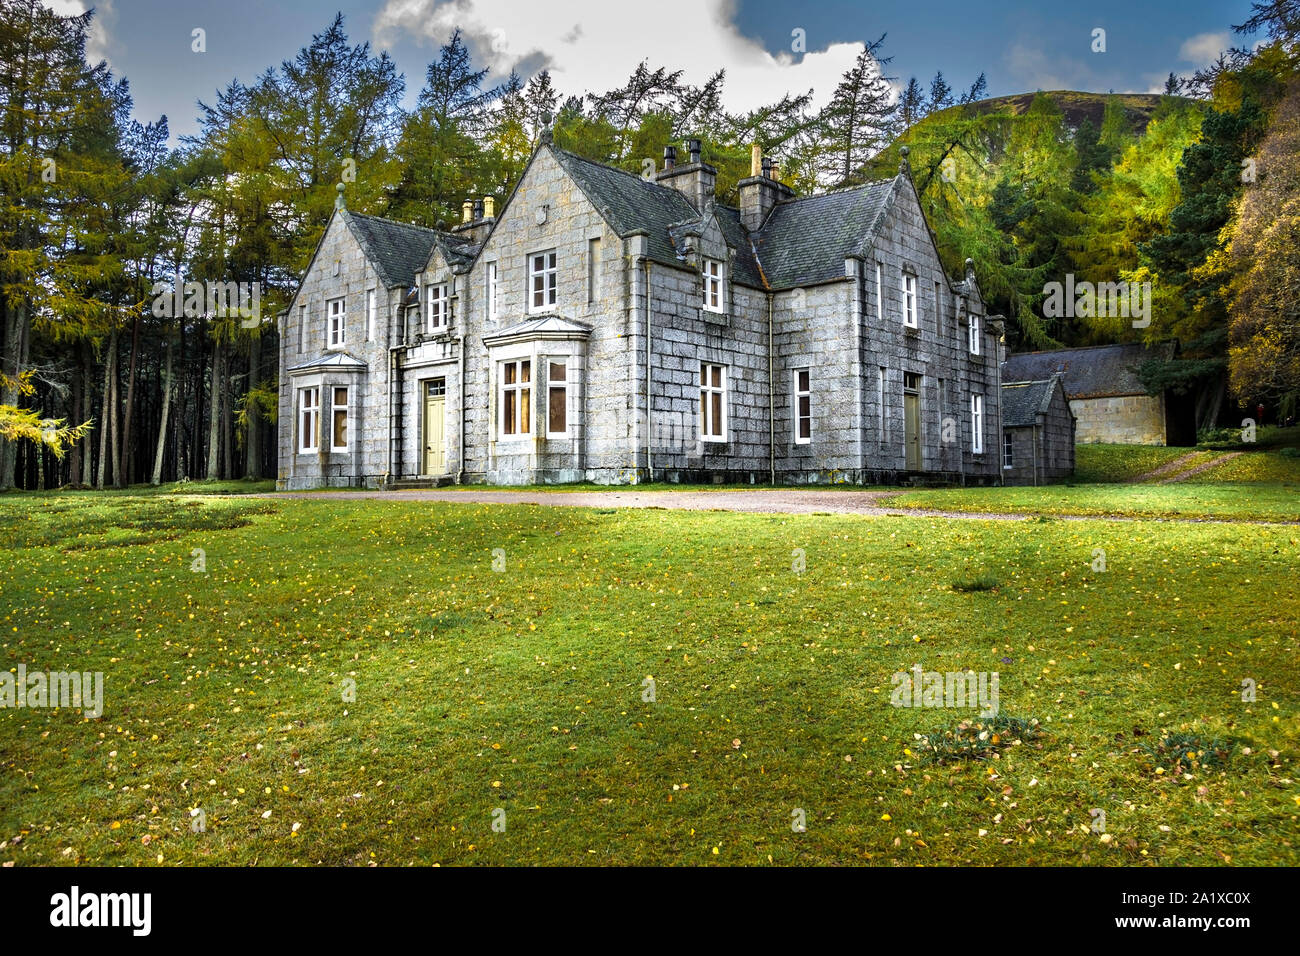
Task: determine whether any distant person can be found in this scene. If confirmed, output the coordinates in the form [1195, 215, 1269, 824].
[1256, 403, 1266, 426]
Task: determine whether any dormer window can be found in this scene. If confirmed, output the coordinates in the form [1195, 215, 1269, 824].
[428, 283, 449, 332]
[530, 251, 557, 312]
[327, 297, 345, 348]
[702, 259, 725, 313]
[969, 314, 981, 355]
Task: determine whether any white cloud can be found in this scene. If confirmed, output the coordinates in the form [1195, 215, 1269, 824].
[1178, 31, 1230, 66]
[44, 0, 118, 66]
[371, 0, 867, 114]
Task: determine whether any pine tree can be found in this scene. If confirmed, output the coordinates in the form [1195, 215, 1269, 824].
[817, 37, 898, 187]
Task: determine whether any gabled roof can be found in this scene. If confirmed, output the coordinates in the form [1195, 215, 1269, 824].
[551, 147, 697, 269]
[1002, 342, 1175, 399]
[752, 180, 896, 290]
[1001, 375, 1068, 427]
[344, 211, 457, 290]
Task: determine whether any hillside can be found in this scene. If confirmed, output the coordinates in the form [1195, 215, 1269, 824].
[861, 90, 1207, 350]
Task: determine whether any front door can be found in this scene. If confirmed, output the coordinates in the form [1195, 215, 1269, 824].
[903, 373, 921, 471]
[423, 379, 446, 475]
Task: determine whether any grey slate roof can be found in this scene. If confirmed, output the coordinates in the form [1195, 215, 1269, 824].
[1001, 377, 1062, 427]
[752, 180, 896, 290]
[551, 148, 696, 269]
[344, 211, 469, 289]
[1002, 342, 1175, 399]
[554, 145, 896, 292]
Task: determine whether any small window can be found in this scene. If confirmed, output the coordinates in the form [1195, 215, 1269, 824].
[530, 251, 557, 312]
[969, 314, 981, 355]
[500, 359, 532, 436]
[971, 393, 985, 454]
[327, 297, 345, 348]
[702, 259, 725, 313]
[934, 281, 942, 326]
[793, 369, 811, 444]
[878, 367, 887, 440]
[331, 386, 349, 452]
[366, 289, 375, 342]
[587, 239, 600, 304]
[902, 274, 917, 328]
[547, 360, 568, 437]
[1003, 430, 1014, 469]
[699, 362, 727, 441]
[428, 283, 449, 331]
[486, 262, 499, 321]
[876, 263, 884, 321]
[298, 387, 319, 453]
[297, 304, 306, 352]
[904, 372, 921, 393]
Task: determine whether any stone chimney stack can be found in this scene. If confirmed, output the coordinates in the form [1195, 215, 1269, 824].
[452, 195, 497, 243]
[738, 142, 794, 231]
[655, 138, 717, 213]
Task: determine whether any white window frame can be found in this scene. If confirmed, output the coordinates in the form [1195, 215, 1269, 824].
[365, 289, 375, 342]
[329, 385, 349, 452]
[793, 368, 811, 445]
[587, 239, 600, 305]
[298, 387, 319, 454]
[427, 283, 449, 332]
[902, 274, 917, 329]
[702, 259, 725, 313]
[546, 359, 569, 438]
[529, 250, 557, 313]
[327, 297, 345, 349]
[699, 362, 728, 442]
[1003, 430, 1014, 469]
[876, 262, 884, 321]
[499, 358, 532, 437]
[486, 262, 499, 321]
[969, 314, 981, 355]
[971, 393, 985, 454]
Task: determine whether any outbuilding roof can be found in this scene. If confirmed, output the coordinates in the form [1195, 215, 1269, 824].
[1001, 342, 1175, 399]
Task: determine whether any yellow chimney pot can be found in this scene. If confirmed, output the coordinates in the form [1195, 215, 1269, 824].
[750, 143, 762, 177]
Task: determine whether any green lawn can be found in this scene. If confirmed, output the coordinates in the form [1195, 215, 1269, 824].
[892, 482, 1300, 522]
[1072, 444, 1193, 483]
[1, 493, 1296, 866]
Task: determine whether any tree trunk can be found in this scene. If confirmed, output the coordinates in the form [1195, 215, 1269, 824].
[95, 337, 115, 489]
[80, 340, 93, 486]
[221, 352, 233, 480]
[108, 330, 121, 488]
[118, 313, 141, 487]
[0, 299, 30, 491]
[206, 340, 222, 479]
[151, 330, 174, 485]
[246, 334, 262, 480]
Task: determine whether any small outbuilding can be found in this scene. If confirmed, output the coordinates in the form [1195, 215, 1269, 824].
[1002, 342, 1194, 446]
[1000, 374, 1075, 485]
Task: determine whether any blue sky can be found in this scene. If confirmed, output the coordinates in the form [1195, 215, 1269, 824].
[65, 0, 1256, 141]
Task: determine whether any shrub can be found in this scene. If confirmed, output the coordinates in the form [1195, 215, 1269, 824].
[915, 715, 1044, 764]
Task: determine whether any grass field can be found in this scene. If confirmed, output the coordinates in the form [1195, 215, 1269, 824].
[1, 491, 1296, 866]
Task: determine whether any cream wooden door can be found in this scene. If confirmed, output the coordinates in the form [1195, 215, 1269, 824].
[423, 379, 446, 475]
[904, 373, 921, 471]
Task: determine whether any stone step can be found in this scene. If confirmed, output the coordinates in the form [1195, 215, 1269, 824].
[386, 476, 455, 489]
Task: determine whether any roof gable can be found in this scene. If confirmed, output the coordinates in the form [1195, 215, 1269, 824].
[1001, 374, 1069, 427]
[752, 179, 897, 290]
[344, 211, 451, 290]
